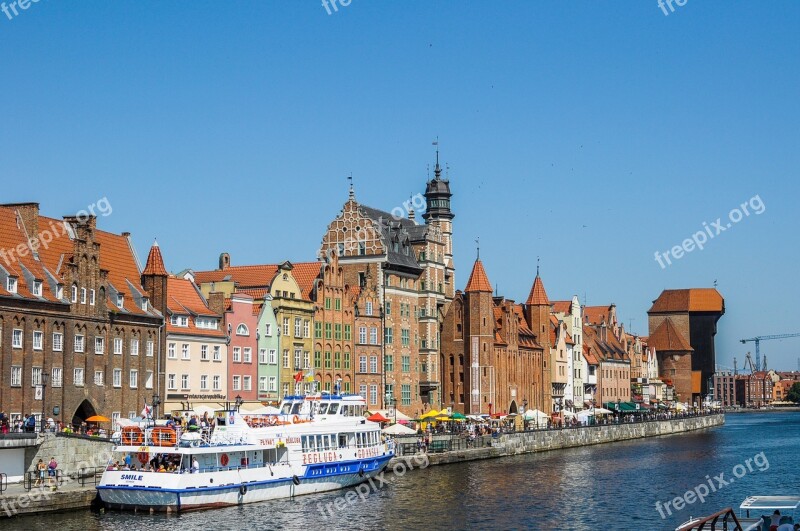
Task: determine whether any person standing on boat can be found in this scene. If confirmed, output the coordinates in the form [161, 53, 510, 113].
[191, 457, 199, 474]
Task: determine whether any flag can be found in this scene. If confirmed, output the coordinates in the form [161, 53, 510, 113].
[304, 370, 314, 383]
[141, 401, 151, 418]
[293, 371, 303, 384]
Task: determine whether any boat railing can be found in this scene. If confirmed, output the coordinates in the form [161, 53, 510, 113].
[675, 507, 743, 530]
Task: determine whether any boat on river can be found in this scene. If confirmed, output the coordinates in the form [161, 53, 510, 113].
[676, 496, 800, 530]
[97, 394, 393, 512]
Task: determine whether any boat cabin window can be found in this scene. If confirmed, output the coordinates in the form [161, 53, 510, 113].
[291, 402, 303, 415]
[281, 402, 293, 415]
[338, 434, 347, 448]
[328, 403, 339, 415]
[318, 403, 329, 414]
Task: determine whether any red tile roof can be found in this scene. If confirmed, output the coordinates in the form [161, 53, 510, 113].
[648, 289, 724, 313]
[648, 318, 693, 352]
[526, 275, 549, 306]
[142, 241, 168, 276]
[550, 300, 572, 314]
[193, 261, 322, 301]
[464, 260, 492, 293]
[166, 276, 225, 337]
[584, 305, 612, 325]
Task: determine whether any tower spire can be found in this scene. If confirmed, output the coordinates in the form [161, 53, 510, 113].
[433, 137, 441, 179]
[475, 237, 480, 260]
[348, 173, 354, 199]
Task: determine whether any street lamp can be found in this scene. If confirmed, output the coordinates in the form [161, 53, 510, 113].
[235, 394, 243, 412]
[40, 373, 49, 433]
[152, 394, 161, 423]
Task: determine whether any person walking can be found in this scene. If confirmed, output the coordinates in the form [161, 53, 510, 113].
[34, 459, 47, 488]
[48, 457, 58, 489]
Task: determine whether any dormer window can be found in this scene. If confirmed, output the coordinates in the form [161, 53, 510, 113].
[170, 315, 189, 327]
[32, 280, 42, 296]
[7, 277, 17, 294]
[56, 284, 64, 300]
[142, 298, 148, 311]
[116, 294, 124, 309]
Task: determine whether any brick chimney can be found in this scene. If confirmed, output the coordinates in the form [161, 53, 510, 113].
[7, 203, 40, 241]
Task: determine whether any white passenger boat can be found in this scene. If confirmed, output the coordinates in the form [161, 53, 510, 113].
[676, 496, 800, 530]
[97, 394, 394, 512]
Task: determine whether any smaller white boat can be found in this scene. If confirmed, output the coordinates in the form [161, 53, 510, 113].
[676, 496, 800, 530]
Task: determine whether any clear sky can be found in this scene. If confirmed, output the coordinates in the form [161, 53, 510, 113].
[2, 2, 798, 370]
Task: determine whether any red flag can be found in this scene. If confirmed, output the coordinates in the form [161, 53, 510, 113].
[294, 371, 303, 383]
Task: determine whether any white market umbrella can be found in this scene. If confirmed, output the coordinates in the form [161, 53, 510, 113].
[593, 408, 613, 415]
[523, 409, 549, 421]
[382, 423, 417, 435]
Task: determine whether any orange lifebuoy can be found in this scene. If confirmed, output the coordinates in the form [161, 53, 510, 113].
[121, 426, 144, 446]
[269, 416, 277, 426]
[150, 427, 177, 447]
[220, 453, 229, 467]
[137, 452, 149, 464]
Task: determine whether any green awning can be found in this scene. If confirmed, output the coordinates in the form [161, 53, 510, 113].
[604, 402, 641, 412]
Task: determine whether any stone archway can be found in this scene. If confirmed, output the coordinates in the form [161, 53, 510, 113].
[509, 399, 519, 415]
[72, 399, 97, 427]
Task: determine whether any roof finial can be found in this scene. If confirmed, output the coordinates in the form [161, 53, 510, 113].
[348, 173, 354, 199]
[475, 237, 480, 260]
[536, 256, 540, 277]
[408, 194, 415, 221]
[433, 137, 441, 179]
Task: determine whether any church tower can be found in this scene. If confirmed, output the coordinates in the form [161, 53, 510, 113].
[423, 148, 455, 298]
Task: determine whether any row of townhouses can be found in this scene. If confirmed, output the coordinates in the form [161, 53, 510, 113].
[0, 157, 724, 426]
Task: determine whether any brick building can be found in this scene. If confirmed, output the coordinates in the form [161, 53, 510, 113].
[0, 203, 163, 429]
[583, 324, 630, 406]
[735, 371, 774, 407]
[648, 289, 725, 404]
[712, 371, 737, 407]
[440, 259, 550, 415]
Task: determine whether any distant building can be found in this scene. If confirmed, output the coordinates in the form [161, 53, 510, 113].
[712, 371, 737, 407]
[552, 297, 585, 411]
[734, 371, 774, 407]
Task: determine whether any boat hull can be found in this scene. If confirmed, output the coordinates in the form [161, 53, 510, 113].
[97, 454, 393, 512]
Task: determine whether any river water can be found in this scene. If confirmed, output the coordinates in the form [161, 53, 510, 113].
[6, 412, 798, 530]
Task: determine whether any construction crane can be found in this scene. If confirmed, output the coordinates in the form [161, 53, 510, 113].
[740, 333, 800, 372]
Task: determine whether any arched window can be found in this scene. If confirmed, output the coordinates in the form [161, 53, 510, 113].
[236, 324, 249, 336]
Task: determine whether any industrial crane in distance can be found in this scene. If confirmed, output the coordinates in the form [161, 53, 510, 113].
[739, 333, 800, 372]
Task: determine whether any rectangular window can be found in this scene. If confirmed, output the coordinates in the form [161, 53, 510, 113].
[269, 349, 277, 365]
[12, 329, 22, 349]
[74, 368, 85, 387]
[385, 354, 394, 372]
[213, 375, 221, 390]
[146, 341, 154, 357]
[233, 376, 241, 391]
[181, 374, 189, 390]
[360, 384, 367, 400]
[303, 320, 310, 338]
[401, 329, 410, 347]
[359, 327, 367, 344]
[114, 338, 123, 355]
[95, 337, 105, 355]
[369, 385, 378, 406]
[344, 351, 350, 370]
[51, 367, 62, 387]
[264, 323, 271, 336]
[295, 318, 302, 338]
[335, 323, 342, 340]
[233, 347, 241, 362]
[168, 373, 176, 390]
[201, 345, 209, 361]
[130, 339, 139, 356]
[384, 327, 393, 345]
[325, 323, 332, 339]
[385, 301, 391, 315]
[335, 298, 341, 310]
[33, 331, 43, 351]
[200, 375, 208, 390]
[168, 343, 176, 359]
[259, 376, 267, 391]
[80, 287, 87, 304]
[145, 370, 153, 389]
[259, 348, 267, 364]
[370, 328, 378, 345]
[89, 289, 95, 306]
[283, 350, 290, 369]
[113, 369, 122, 388]
[71, 285, 77, 303]
[344, 325, 351, 341]
[402, 355, 410, 373]
[401, 384, 411, 405]
[32, 367, 42, 386]
[314, 322, 322, 339]
[304, 351, 310, 370]
[7, 277, 18, 293]
[365, 301, 373, 316]
[283, 383, 290, 397]
[94, 370, 104, 386]
[53, 333, 63, 352]
[294, 348, 301, 369]
[359, 356, 367, 373]
[74, 335, 85, 353]
[283, 318, 290, 336]
[370, 356, 378, 373]
[243, 376, 252, 391]
[324, 351, 332, 369]
[213, 346, 221, 361]
[243, 347, 252, 363]
[181, 343, 189, 360]
[325, 297, 331, 310]
[269, 376, 277, 391]
[11, 366, 22, 387]
[334, 351, 341, 370]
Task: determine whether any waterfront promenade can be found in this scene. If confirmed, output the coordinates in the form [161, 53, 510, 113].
[0, 412, 723, 519]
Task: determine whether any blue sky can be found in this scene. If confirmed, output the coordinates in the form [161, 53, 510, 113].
[2, 1, 799, 370]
